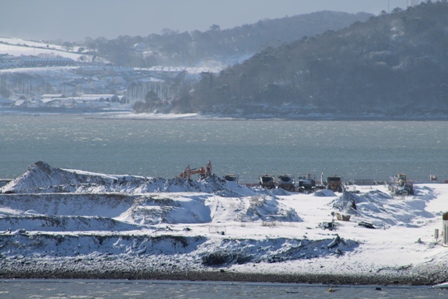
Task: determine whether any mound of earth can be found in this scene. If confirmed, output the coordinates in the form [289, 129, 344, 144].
[1, 161, 258, 197]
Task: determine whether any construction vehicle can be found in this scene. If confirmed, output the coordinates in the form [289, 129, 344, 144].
[259, 174, 276, 189]
[277, 174, 295, 191]
[224, 174, 239, 183]
[298, 173, 316, 192]
[388, 173, 414, 196]
[179, 166, 205, 179]
[327, 175, 343, 192]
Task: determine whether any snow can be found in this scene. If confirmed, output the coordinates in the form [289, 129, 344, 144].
[0, 38, 84, 60]
[1, 161, 448, 284]
[0, 38, 65, 51]
[137, 64, 224, 74]
[84, 111, 260, 121]
[92, 112, 207, 120]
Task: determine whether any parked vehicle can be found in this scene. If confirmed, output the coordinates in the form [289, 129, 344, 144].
[388, 173, 414, 196]
[298, 173, 316, 192]
[224, 174, 239, 183]
[259, 174, 276, 189]
[277, 174, 295, 191]
[327, 175, 343, 192]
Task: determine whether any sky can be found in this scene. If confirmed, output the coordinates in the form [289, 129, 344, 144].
[0, 0, 411, 42]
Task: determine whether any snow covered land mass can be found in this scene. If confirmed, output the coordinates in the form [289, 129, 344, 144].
[0, 37, 90, 61]
[1, 161, 448, 285]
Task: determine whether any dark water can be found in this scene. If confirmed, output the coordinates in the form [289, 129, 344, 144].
[1, 114, 447, 183]
[0, 279, 447, 299]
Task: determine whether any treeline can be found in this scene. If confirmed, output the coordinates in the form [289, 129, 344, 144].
[81, 11, 371, 67]
[178, 1, 448, 118]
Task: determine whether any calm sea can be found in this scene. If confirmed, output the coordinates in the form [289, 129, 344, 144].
[1, 279, 447, 299]
[1, 114, 447, 183]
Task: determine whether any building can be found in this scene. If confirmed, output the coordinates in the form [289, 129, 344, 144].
[20, 56, 74, 67]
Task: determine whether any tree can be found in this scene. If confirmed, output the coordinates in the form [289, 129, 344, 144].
[0, 85, 11, 98]
[62, 42, 74, 51]
[145, 90, 159, 102]
[132, 101, 146, 113]
[209, 24, 221, 31]
[161, 28, 176, 36]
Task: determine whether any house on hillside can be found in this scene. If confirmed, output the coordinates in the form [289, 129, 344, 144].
[14, 99, 27, 107]
[42, 94, 65, 99]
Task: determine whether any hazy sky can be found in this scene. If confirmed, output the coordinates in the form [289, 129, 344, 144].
[0, 0, 410, 42]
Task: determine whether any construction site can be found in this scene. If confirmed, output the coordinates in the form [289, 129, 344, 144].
[176, 161, 426, 197]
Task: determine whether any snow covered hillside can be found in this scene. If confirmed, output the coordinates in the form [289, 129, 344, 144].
[0, 37, 89, 61]
[1, 161, 448, 284]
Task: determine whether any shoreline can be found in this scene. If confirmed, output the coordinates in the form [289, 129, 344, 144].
[0, 269, 433, 286]
[1, 255, 445, 286]
[1, 107, 448, 121]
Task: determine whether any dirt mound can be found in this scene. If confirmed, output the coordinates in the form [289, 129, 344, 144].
[1, 161, 257, 197]
[331, 187, 438, 226]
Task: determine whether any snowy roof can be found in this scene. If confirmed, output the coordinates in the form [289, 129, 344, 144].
[41, 94, 64, 98]
[79, 94, 116, 99]
[14, 99, 26, 106]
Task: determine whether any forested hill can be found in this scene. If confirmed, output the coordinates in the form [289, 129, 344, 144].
[85, 11, 371, 67]
[177, 1, 448, 119]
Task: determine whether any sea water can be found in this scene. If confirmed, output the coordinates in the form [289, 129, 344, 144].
[1, 114, 447, 183]
[0, 279, 447, 298]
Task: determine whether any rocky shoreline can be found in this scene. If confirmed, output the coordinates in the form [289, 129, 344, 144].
[0, 269, 429, 286]
[1, 255, 446, 286]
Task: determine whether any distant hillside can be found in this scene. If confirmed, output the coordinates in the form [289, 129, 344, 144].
[84, 11, 371, 67]
[177, 1, 448, 119]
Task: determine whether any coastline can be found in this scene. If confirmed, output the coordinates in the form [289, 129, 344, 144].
[89, 112, 448, 122]
[2, 234, 448, 287]
[2, 107, 448, 121]
[1, 256, 444, 286]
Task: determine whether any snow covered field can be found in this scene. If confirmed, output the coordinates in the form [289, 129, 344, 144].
[1, 161, 448, 285]
[0, 37, 84, 60]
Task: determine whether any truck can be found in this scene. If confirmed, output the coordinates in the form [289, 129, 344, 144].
[327, 175, 343, 192]
[277, 174, 295, 191]
[298, 173, 316, 192]
[259, 174, 276, 189]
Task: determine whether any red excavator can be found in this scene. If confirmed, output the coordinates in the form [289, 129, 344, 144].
[179, 166, 205, 179]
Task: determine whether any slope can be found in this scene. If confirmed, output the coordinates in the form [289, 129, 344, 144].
[184, 2, 448, 119]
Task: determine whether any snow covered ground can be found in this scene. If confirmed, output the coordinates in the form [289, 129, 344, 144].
[0, 37, 86, 61]
[1, 161, 448, 285]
